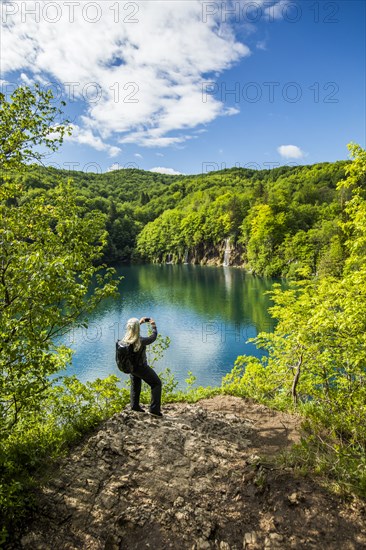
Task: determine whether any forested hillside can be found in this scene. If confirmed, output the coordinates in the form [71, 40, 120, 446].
[2, 85, 366, 546]
[8, 159, 350, 277]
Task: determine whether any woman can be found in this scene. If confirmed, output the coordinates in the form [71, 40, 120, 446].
[121, 316, 162, 417]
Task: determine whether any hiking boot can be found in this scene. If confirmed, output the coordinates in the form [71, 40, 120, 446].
[149, 411, 163, 418]
[131, 406, 145, 413]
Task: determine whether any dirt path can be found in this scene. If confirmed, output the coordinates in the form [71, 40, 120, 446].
[19, 396, 365, 549]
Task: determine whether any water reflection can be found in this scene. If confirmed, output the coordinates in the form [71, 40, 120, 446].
[63, 264, 278, 388]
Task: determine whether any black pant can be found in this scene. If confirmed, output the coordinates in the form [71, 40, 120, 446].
[130, 364, 162, 415]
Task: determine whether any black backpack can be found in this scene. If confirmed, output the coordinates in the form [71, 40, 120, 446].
[115, 341, 135, 374]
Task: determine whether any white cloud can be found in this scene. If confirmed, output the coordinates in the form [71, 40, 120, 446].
[20, 72, 34, 86]
[108, 163, 122, 172]
[277, 145, 306, 159]
[65, 124, 121, 158]
[120, 132, 190, 148]
[1, 0, 251, 150]
[134, 153, 143, 159]
[256, 40, 267, 51]
[108, 146, 122, 158]
[149, 167, 183, 175]
[224, 107, 240, 116]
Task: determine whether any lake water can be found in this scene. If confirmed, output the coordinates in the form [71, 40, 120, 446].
[63, 264, 276, 388]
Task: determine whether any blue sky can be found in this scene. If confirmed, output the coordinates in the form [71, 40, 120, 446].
[1, 0, 365, 175]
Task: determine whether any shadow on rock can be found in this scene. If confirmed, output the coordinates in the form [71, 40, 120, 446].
[19, 397, 365, 550]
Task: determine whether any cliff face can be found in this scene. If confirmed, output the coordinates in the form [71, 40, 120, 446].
[19, 397, 365, 550]
[164, 242, 245, 267]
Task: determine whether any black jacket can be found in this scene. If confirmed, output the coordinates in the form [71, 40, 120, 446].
[133, 325, 158, 368]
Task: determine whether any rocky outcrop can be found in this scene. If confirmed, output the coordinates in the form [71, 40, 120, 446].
[196, 242, 244, 267]
[20, 397, 366, 550]
[161, 241, 245, 267]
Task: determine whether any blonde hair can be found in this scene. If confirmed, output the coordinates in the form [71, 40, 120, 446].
[122, 317, 141, 352]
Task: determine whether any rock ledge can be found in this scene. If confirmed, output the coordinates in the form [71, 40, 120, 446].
[20, 397, 365, 550]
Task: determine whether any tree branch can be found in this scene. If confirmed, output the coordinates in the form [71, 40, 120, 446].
[291, 352, 303, 405]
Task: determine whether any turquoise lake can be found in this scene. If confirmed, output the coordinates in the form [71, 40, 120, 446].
[63, 264, 277, 388]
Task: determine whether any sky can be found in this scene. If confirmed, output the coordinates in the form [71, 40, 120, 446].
[1, 0, 365, 175]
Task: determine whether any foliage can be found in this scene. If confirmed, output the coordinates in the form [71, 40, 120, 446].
[280, 413, 366, 497]
[0, 86, 119, 543]
[222, 144, 366, 496]
[0, 84, 70, 170]
[136, 162, 347, 276]
[0, 181, 118, 432]
[5, 154, 350, 276]
[175, 372, 221, 403]
[1, 376, 129, 543]
[2, 82, 366, 535]
[139, 368, 221, 405]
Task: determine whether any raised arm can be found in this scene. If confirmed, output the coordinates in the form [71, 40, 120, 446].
[139, 317, 158, 345]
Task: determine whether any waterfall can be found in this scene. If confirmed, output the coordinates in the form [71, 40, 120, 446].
[223, 238, 231, 267]
[166, 253, 173, 264]
[183, 249, 189, 264]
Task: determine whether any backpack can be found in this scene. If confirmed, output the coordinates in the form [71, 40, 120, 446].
[115, 341, 135, 374]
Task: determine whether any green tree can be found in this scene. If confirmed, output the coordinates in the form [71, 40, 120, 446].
[0, 87, 118, 431]
[0, 85, 120, 543]
[0, 84, 70, 170]
[223, 144, 366, 493]
[243, 204, 287, 275]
